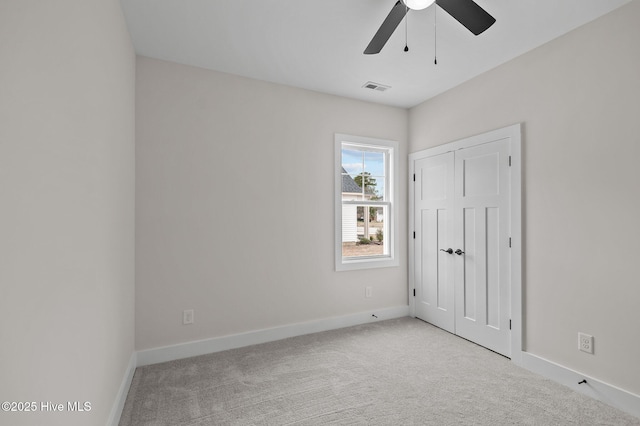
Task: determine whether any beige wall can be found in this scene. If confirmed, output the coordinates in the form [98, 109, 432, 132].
[135, 57, 408, 350]
[0, 1, 135, 425]
[4, 0, 637, 420]
[409, 1, 640, 395]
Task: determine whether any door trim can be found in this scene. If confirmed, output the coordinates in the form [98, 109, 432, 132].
[409, 123, 522, 365]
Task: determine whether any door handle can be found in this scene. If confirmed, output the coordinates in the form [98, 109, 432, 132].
[440, 248, 453, 254]
[455, 249, 465, 255]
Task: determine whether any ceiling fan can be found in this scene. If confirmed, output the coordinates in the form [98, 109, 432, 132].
[364, 0, 495, 54]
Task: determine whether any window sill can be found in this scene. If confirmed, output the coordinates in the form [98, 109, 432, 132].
[336, 256, 399, 272]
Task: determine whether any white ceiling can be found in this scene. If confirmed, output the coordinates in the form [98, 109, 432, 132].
[121, 0, 630, 108]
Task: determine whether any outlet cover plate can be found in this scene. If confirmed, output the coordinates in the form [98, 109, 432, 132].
[183, 309, 194, 325]
[578, 332, 593, 354]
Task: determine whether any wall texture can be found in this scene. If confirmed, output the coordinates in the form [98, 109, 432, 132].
[0, 1, 135, 425]
[135, 57, 408, 351]
[409, 1, 640, 395]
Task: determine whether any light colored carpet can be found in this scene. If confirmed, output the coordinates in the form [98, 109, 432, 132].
[119, 318, 639, 425]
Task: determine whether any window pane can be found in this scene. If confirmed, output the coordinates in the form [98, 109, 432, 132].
[364, 151, 385, 176]
[342, 149, 364, 178]
[342, 204, 388, 258]
[341, 173, 363, 200]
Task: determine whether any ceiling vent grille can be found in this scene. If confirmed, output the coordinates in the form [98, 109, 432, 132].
[362, 81, 391, 92]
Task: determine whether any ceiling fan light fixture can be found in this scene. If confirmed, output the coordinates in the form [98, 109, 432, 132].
[403, 0, 435, 11]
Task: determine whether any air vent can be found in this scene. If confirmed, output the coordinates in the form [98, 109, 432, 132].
[362, 81, 391, 92]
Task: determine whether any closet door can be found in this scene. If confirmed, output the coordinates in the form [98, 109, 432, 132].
[412, 137, 512, 357]
[414, 152, 455, 333]
[454, 139, 511, 356]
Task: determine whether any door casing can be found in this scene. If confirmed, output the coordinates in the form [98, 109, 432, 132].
[408, 123, 522, 364]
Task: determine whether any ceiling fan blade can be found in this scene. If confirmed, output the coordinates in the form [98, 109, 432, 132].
[436, 0, 495, 35]
[364, 0, 408, 55]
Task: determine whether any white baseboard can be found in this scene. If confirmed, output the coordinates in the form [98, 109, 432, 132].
[521, 352, 640, 419]
[136, 306, 410, 367]
[107, 352, 137, 426]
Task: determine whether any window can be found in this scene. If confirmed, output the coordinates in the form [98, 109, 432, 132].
[335, 134, 398, 271]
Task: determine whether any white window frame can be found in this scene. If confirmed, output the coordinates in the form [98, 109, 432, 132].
[335, 134, 399, 271]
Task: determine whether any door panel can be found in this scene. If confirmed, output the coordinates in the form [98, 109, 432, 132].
[462, 152, 500, 197]
[462, 207, 478, 321]
[436, 209, 449, 309]
[486, 207, 500, 329]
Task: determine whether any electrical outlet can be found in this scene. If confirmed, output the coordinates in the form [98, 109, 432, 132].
[578, 332, 593, 354]
[365, 286, 372, 298]
[183, 309, 194, 325]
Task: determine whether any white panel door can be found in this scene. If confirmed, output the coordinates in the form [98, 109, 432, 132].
[412, 137, 512, 357]
[414, 152, 455, 333]
[454, 139, 511, 356]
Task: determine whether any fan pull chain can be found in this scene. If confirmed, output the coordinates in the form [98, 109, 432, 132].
[434, 5, 438, 64]
[404, 4, 409, 52]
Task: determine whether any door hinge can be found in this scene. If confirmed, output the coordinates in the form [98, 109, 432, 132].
[413, 231, 416, 239]
[509, 319, 512, 330]
[508, 156, 512, 167]
[413, 288, 416, 297]
[509, 237, 512, 248]
[413, 173, 416, 182]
